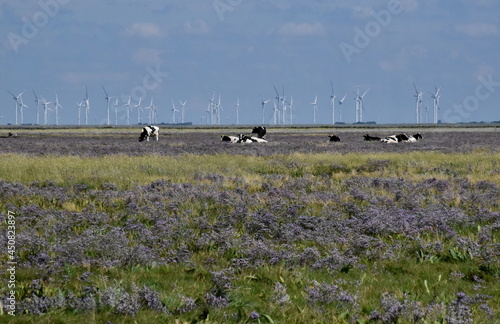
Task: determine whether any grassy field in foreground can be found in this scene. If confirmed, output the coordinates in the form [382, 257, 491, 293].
[1, 151, 499, 188]
[1, 151, 499, 323]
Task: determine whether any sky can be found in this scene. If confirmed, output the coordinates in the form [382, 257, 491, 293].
[1, 0, 499, 126]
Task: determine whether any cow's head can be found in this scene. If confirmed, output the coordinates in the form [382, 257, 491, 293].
[139, 130, 148, 142]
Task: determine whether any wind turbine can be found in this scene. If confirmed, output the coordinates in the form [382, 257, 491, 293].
[330, 81, 337, 125]
[145, 98, 155, 124]
[338, 93, 347, 123]
[354, 86, 369, 123]
[430, 86, 441, 124]
[18, 97, 28, 124]
[273, 84, 285, 125]
[179, 100, 187, 124]
[33, 90, 42, 125]
[216, 93, 222, 125]
[124, 96, 132, 125]
[261, 98, 270, 124]
[288, 96, 294, 125]
[235, 97, 240, 125]
[7, 90, 25, 125]
[41, 98, 52, 125]
[310, 95, 318, 124]
[114, 98, 119, 125]
[101, 85, 114, 125]
[76, 101, 83, 125]
[208, 91, 216, 125]
[134, 97, 142, 124]
[171, 99, 179, 124]
[83, 86, 90, 125]
[54, 93, 62, 125]
[413, 83, 423, 124]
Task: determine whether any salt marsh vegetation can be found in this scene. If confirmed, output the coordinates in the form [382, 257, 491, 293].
[0, 127, 498, 323]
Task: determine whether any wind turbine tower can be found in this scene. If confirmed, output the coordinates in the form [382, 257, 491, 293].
[76, 101, 83, 125]
[235, 97, 240, 125]
[33, 90, 42, 125]
[354, 87, 369, 123]
[171, 100, 179, 124]
[413, 83, 424, 124]
[310, 95, 318, 124]
[338, 93, 347, 123]
[7, 90, 25, 125]
[124, 96, 132, 125]
[83, 87, 90, 125]
[135, 97, 142, 124]
[261, 98, 270, 124]
[430, 86, 441, 124]
[41, 98, 52, 125]
[18, 97, 28, 124]
[54, 93, 62, 125]
[330, 81, 337, 125]
[179, 100, 187, 124]
[101, 85, 114, 126]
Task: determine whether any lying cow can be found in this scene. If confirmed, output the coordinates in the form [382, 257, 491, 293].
[364, 134, 381, 141]
[139, 125, 159, 142]
[328, 135, 340, 142]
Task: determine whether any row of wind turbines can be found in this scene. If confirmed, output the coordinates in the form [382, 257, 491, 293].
[414, 83, 441, 124]
[6, 83, 441, 126]
[259, 83, 367, 126]
[6, 86, 188, 126]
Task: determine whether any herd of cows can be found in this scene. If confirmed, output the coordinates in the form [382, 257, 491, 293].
[139, 125, 423, 144]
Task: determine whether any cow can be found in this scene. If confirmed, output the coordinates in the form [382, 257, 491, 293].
[328, 135, 340, 142]
[238, 134, 267, 143]
[364, 134, 381, 141]
[251, 126, 267, 139]
[139, 125, 159, 142]
[381, 133, 422, 143]
[221, 135, 239, 143]
[381, 135, 399, 143]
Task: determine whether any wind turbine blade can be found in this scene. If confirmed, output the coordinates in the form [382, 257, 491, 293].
[273, 84, 280, 97]
[101, 85, 109, 97]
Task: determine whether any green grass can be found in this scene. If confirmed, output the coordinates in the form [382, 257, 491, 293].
[1, 152, 499, 189]
[1, 151, 499, 323]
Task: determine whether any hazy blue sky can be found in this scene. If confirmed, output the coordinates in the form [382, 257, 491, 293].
[1, 0, 499, 125]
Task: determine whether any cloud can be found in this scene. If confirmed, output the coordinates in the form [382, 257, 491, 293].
[60, 72, 131, 84]
[184, 19, 209, 35]
[475, 65, 495, 79]
[379, 45, 428, 71]
[277, 22, 325, 37]
[131, 48, 164, 65]
[456, 23, 498, 37]
[126, 22, 164, 38]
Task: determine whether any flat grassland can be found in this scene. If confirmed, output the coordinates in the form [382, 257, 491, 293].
[0, 126, 499, 323]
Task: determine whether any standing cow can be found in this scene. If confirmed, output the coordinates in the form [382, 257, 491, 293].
[139, 125, 160, 142]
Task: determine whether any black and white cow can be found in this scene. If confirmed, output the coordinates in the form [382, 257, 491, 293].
[364, 134, 381, 141]
[328, 135, 340, 142]
[381, 133, 422, 143]
[238, 134, 268, 143]
[251, 126, 267, 139]
[139, 125, 159, 142]
[221, 135, 239, 143]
